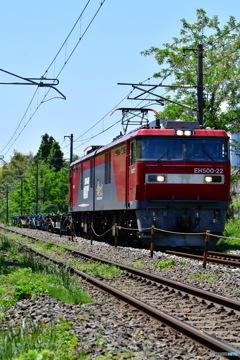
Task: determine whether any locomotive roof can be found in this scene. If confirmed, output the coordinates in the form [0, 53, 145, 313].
[71, 121, 229, 165]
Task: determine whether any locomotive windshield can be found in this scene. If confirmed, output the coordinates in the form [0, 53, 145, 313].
[136, 137, 229, 162]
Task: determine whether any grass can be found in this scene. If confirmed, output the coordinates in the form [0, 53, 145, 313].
[154, 258, 186, 270]
[0, 319, 82, 360]
[219, 217, 240, 249]
[0, 235, 93, 360]
[0, 249, 92, 312]
[129, 259, 146, 269]
[188, 273, 217, 282]
[0, 234, 129, 359]
[75, 261, 123, 278]
[2, 233, 124, 279]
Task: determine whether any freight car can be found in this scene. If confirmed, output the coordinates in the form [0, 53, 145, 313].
[69, 117, 230, 247]
[11, 214, 72, 235]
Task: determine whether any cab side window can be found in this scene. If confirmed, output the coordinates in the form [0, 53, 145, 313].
[104, 152, 111, 184]
[130, 141, 136, 165]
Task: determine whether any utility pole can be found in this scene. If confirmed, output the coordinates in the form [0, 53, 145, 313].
[197, 44, 204, 126]
[16, 176, 24, 216]
[64, 134, 73, 164]
[6, 185, 9, 224]
[64, 134, 74, 215]
[120, 44, 204, 126]
[35, 159, 39, 215]
[183, 44, 204, 126]
[20, 177, 23, 216]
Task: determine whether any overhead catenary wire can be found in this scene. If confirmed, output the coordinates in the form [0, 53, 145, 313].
[69, 87, 176, 156]
[3, 10, 238, 159]
[43, 0, 91, 76]
[69, 29, 237, 155]
[0, 0, 106, 158]
[67, 74, 173, 156]
[64, 20, 240, 157]
[0, 88, 39, 155]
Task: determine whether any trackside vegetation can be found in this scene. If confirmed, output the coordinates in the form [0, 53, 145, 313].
[0, 134, 72, 221]
[0, 319, 79, 360]
[220, 218, 240, 249]
[0, 235, 93, 360]
[0, 234, 129, 360]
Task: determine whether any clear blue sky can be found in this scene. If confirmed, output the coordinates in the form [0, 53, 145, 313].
[0, 0, 239, 163]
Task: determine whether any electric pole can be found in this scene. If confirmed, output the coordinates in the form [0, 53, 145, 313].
[197, 44, 204, 126]
[64, 134, 74, 164]
[119, 44, 204, 126]
[35, 159, 39, 215]
[6, 185, 9, 224]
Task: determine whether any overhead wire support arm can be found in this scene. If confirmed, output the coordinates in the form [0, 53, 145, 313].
[119, 43, 204, 120]
[0, 68, 66, 100]
[118, 83, 197, 111]
[118, 82, 197, 89]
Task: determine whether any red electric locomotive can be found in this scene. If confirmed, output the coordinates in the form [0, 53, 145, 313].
[69, 116, 230, 247]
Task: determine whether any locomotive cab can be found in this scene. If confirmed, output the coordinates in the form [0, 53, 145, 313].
[130, 121, 230, 246]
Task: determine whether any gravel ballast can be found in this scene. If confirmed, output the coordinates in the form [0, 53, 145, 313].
[1, 226, 239, 359]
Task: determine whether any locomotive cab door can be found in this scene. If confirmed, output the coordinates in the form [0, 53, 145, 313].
[127, 140, 137, 207]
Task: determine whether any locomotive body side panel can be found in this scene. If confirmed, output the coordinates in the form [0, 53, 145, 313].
[72, 143, 129, 212]
[112, 144, 128, 203]
[71, 159, 94, 212]
[94, 150, 124, 211]
[69, 122, 231, 246]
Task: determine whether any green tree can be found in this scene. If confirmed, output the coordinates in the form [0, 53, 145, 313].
[35, 161, 68, 213]
[0, 137, 70, 221]
[37, 133, 64, 172]
[0, 151, 32, 220]
[141, 9, 240, 130]
[48, 141, 64, 171]
[37, 134, 55, 160]
[0, 151, 32, 181]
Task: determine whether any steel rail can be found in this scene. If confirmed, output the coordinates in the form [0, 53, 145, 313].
[1, 232, 240, 359]
[60, 246, 240, 312]
[208, 251, 240, 260]
[1, 227, 239, 311]
[166, 250, 240, 267]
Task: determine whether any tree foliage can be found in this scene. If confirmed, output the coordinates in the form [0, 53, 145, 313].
[37, 133, 64, 171]
[0, 135, 70, 222]
[37, 134, 55, 160]
[141, 9, 240, 130]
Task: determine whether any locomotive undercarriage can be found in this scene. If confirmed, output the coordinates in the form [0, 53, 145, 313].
[71, 210, 139, 244]
[71, 199, 227, 247]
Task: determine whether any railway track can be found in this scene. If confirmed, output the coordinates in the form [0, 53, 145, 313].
[0, 227, 240, 359]
[165, 250, 240, 268]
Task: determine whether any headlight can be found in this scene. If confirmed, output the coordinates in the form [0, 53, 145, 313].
[204, 175, 223, 183]
[204, 176, 212, 183]
[156, 175, 165, 182]
[147, 174, 166, 183]
[176, 130, 184, 136]
[176, 130, 193, 136]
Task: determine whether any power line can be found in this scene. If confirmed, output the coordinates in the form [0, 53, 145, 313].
[67, 74, 176, 156]
[43, 0, 91, 76]
[63, 91, 133, 153]
[0, 0, 106, 158]
[0, 88, 39, 155]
